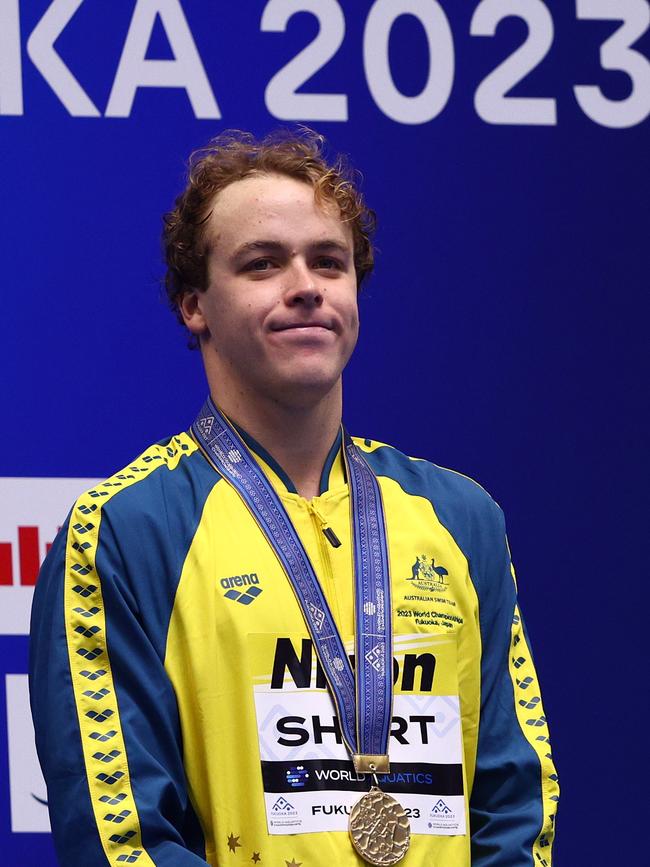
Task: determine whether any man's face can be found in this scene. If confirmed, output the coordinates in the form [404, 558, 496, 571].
[182, 173, 359, 407]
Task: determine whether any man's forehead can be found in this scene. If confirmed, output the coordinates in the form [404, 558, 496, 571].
[206, 172, 352, 249]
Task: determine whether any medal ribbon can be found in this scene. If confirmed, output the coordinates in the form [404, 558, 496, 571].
[192, 397, 393, 762]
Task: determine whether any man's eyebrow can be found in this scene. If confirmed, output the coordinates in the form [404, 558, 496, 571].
[230, 238, 352, 261]
[310, 239, 352, 255]
[230, 240, 284, 262]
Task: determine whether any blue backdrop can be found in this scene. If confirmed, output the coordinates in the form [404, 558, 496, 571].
[2, 1, 649, 864]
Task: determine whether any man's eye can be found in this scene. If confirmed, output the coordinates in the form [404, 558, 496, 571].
[316, 257, 341, 270]
[246, 258, 273, 272]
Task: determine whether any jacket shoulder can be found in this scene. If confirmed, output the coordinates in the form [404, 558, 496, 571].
[68, 431, 218, 530]
[354, 437, 506, 571]
[80, 430, 206, 505]
[355, 437, 500, 516]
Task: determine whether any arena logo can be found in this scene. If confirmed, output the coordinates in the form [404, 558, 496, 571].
[221, 572, 263, 605]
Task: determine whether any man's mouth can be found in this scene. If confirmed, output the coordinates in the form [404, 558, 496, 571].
[271, 321, 333, 332]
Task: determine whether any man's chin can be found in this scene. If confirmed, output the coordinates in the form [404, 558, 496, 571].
[264, 372, 341, 409]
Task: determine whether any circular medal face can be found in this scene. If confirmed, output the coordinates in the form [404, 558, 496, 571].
[349, 786, 411, 866]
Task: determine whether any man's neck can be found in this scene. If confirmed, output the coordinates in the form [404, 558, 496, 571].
[211, 385, 343, 500]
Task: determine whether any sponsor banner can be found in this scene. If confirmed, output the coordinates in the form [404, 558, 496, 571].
[251, 632, 467, 836]
[0, 478, 99, 851]
[5, 674, 50, 832]
[0, 478, 99, 634]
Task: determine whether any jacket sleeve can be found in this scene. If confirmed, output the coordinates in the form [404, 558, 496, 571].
[469, 501, 559, 866]
[29, 505, 208, 867]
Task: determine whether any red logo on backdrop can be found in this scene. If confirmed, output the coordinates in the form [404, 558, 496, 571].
[0, 477, 98, 635]
[0, 528, 56, 587]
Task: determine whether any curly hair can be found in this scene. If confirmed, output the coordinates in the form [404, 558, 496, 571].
[162, 128, 376, 342]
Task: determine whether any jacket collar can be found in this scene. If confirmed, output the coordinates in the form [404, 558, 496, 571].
[230, 420, 345, 497]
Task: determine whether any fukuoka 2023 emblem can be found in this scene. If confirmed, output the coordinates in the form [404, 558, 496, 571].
[406, 555, 449, 592]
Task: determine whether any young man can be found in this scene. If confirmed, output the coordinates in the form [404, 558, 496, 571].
[30, 130, 558, 867]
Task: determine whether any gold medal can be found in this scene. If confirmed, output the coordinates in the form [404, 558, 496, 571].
[349, 786, 411, 866]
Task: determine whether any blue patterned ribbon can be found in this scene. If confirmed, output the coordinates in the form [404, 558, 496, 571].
[192, 397, 393, 763]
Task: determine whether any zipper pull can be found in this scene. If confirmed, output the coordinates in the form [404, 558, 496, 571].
[310, 503, 342, 548]
[322, 526, 342, 548]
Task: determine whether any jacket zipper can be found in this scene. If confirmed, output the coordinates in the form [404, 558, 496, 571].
[307, 501, 342, 624]
[308, 502, 341, 547]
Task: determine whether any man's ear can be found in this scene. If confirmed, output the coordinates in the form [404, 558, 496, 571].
[179, 290, 208, 337]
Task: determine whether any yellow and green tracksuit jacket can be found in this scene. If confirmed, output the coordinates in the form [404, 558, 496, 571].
[29, 426, 558, 866]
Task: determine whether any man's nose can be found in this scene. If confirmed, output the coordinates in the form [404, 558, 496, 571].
[284, 261, 323, 305]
